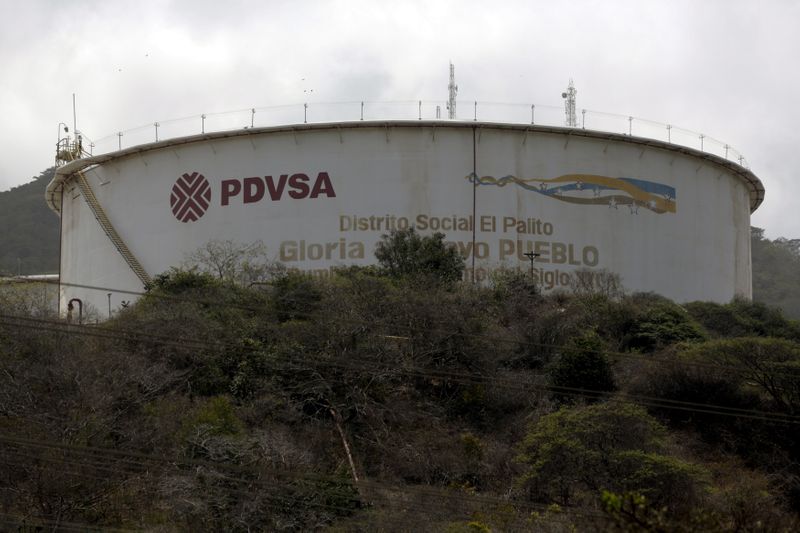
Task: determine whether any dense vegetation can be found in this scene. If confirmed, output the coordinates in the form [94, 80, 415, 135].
[752, 227, 800, 318]
[1, 230, 800, 531]
[0, 168, 59, 275]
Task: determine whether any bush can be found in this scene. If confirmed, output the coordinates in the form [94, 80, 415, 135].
[490, 268, 540, 303]
[622, 299, 706, 352]
[627, 337, 800, 507]
[183, 396, 243, 437]
[268, 270, 322, 322]
[548, 331, 616, 403]
[145, 267, 220, 294]
[685, 299, 800, 341]
[516, 403, 708, 512]
[374, 227, 465, 286]
[681, 337, 800, 415]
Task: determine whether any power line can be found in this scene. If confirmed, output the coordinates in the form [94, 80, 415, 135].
[0, 435, 606, 525]
[0, 450, 509, 526]
[2, 279, 797, 526]
[11, 277, 800, 382]
[2, 313, 799, 424]
[1, 313, 798, 424]
[0, 512, 133, 533]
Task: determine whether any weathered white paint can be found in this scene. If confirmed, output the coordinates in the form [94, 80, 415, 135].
[51, 121, 763, 312]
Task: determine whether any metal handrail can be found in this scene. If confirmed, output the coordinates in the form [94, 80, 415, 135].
[51, 141, 152, 285]
[55, 137, 91, 165]
[67, 100, 749, 170]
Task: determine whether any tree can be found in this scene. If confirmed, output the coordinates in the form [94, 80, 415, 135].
[628, 337, 800, 508]
[268, 270, 322, 322]
[685, 298, 800, 341]
[570, 268, 625, 299]
[681, 337, 800, 415]
[183, 239, 278, 286]
[549, 330, 616, 403]
[374, 227, 465, 286]
[621, 297, 706, 352]
[0, 168, 60, 275]
[515, 403, 708, 512]
[751, 227, 800, 319]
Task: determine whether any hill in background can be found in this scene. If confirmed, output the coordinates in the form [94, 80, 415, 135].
[0, 168, 58, 275]
[752, 227, 800, 318]
[1, 169, 799, 317]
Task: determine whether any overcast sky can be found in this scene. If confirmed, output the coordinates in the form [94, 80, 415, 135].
[1, 0, 798, 237]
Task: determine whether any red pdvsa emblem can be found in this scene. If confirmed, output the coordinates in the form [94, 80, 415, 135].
[170, 172, 211, 222]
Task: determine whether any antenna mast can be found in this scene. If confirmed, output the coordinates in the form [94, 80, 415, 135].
[562, 79, 577, 127]
[447, 62, 458, 119]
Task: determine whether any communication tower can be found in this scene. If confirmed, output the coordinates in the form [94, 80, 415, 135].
[447, 62, 458, 119]
[562, 79, 577, 127]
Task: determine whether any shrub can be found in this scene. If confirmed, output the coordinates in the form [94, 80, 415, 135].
[269, 270, 322, 322]
[516, 403, 708, 512]
[374, 227, 465, 287]
[184, 396, 243, 437]
[548, 330, 616, 403]
[623, 300, 706, 352]
[145, 267, 220, 294]
[685, 298, 800, 341]
[627, 337, 800, 503]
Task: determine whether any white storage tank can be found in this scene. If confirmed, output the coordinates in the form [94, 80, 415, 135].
[47, 120, 764, 313]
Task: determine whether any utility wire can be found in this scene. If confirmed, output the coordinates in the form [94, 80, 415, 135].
[0, 315, 789, 424]
[24, 277, 800, 381]
[2, 278, 796, 525]
[2, 312, 799, 424]
[0, 435, 606, 524]
[0, 512, 133, 533]
[1, 314, 799, 424]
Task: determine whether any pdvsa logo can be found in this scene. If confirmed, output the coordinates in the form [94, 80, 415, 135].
[170, 171, 336, 223]
[221, 172, 336, 205]
[171, 172, 212, 222]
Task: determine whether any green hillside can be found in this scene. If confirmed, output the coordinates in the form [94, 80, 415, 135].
[752, 227, 800, 318]
[1, 237, 799, 530]
[0, 168, 58, 275]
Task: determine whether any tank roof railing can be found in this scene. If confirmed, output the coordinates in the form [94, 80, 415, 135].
[68, 100, 750, 170]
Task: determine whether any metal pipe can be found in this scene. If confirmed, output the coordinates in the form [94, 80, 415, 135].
[471, 128, 476, 283]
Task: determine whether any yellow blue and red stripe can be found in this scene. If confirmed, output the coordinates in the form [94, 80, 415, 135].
[466, 173, 676, 214]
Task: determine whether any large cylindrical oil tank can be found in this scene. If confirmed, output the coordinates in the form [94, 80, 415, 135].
[47, 121, 764, 313]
